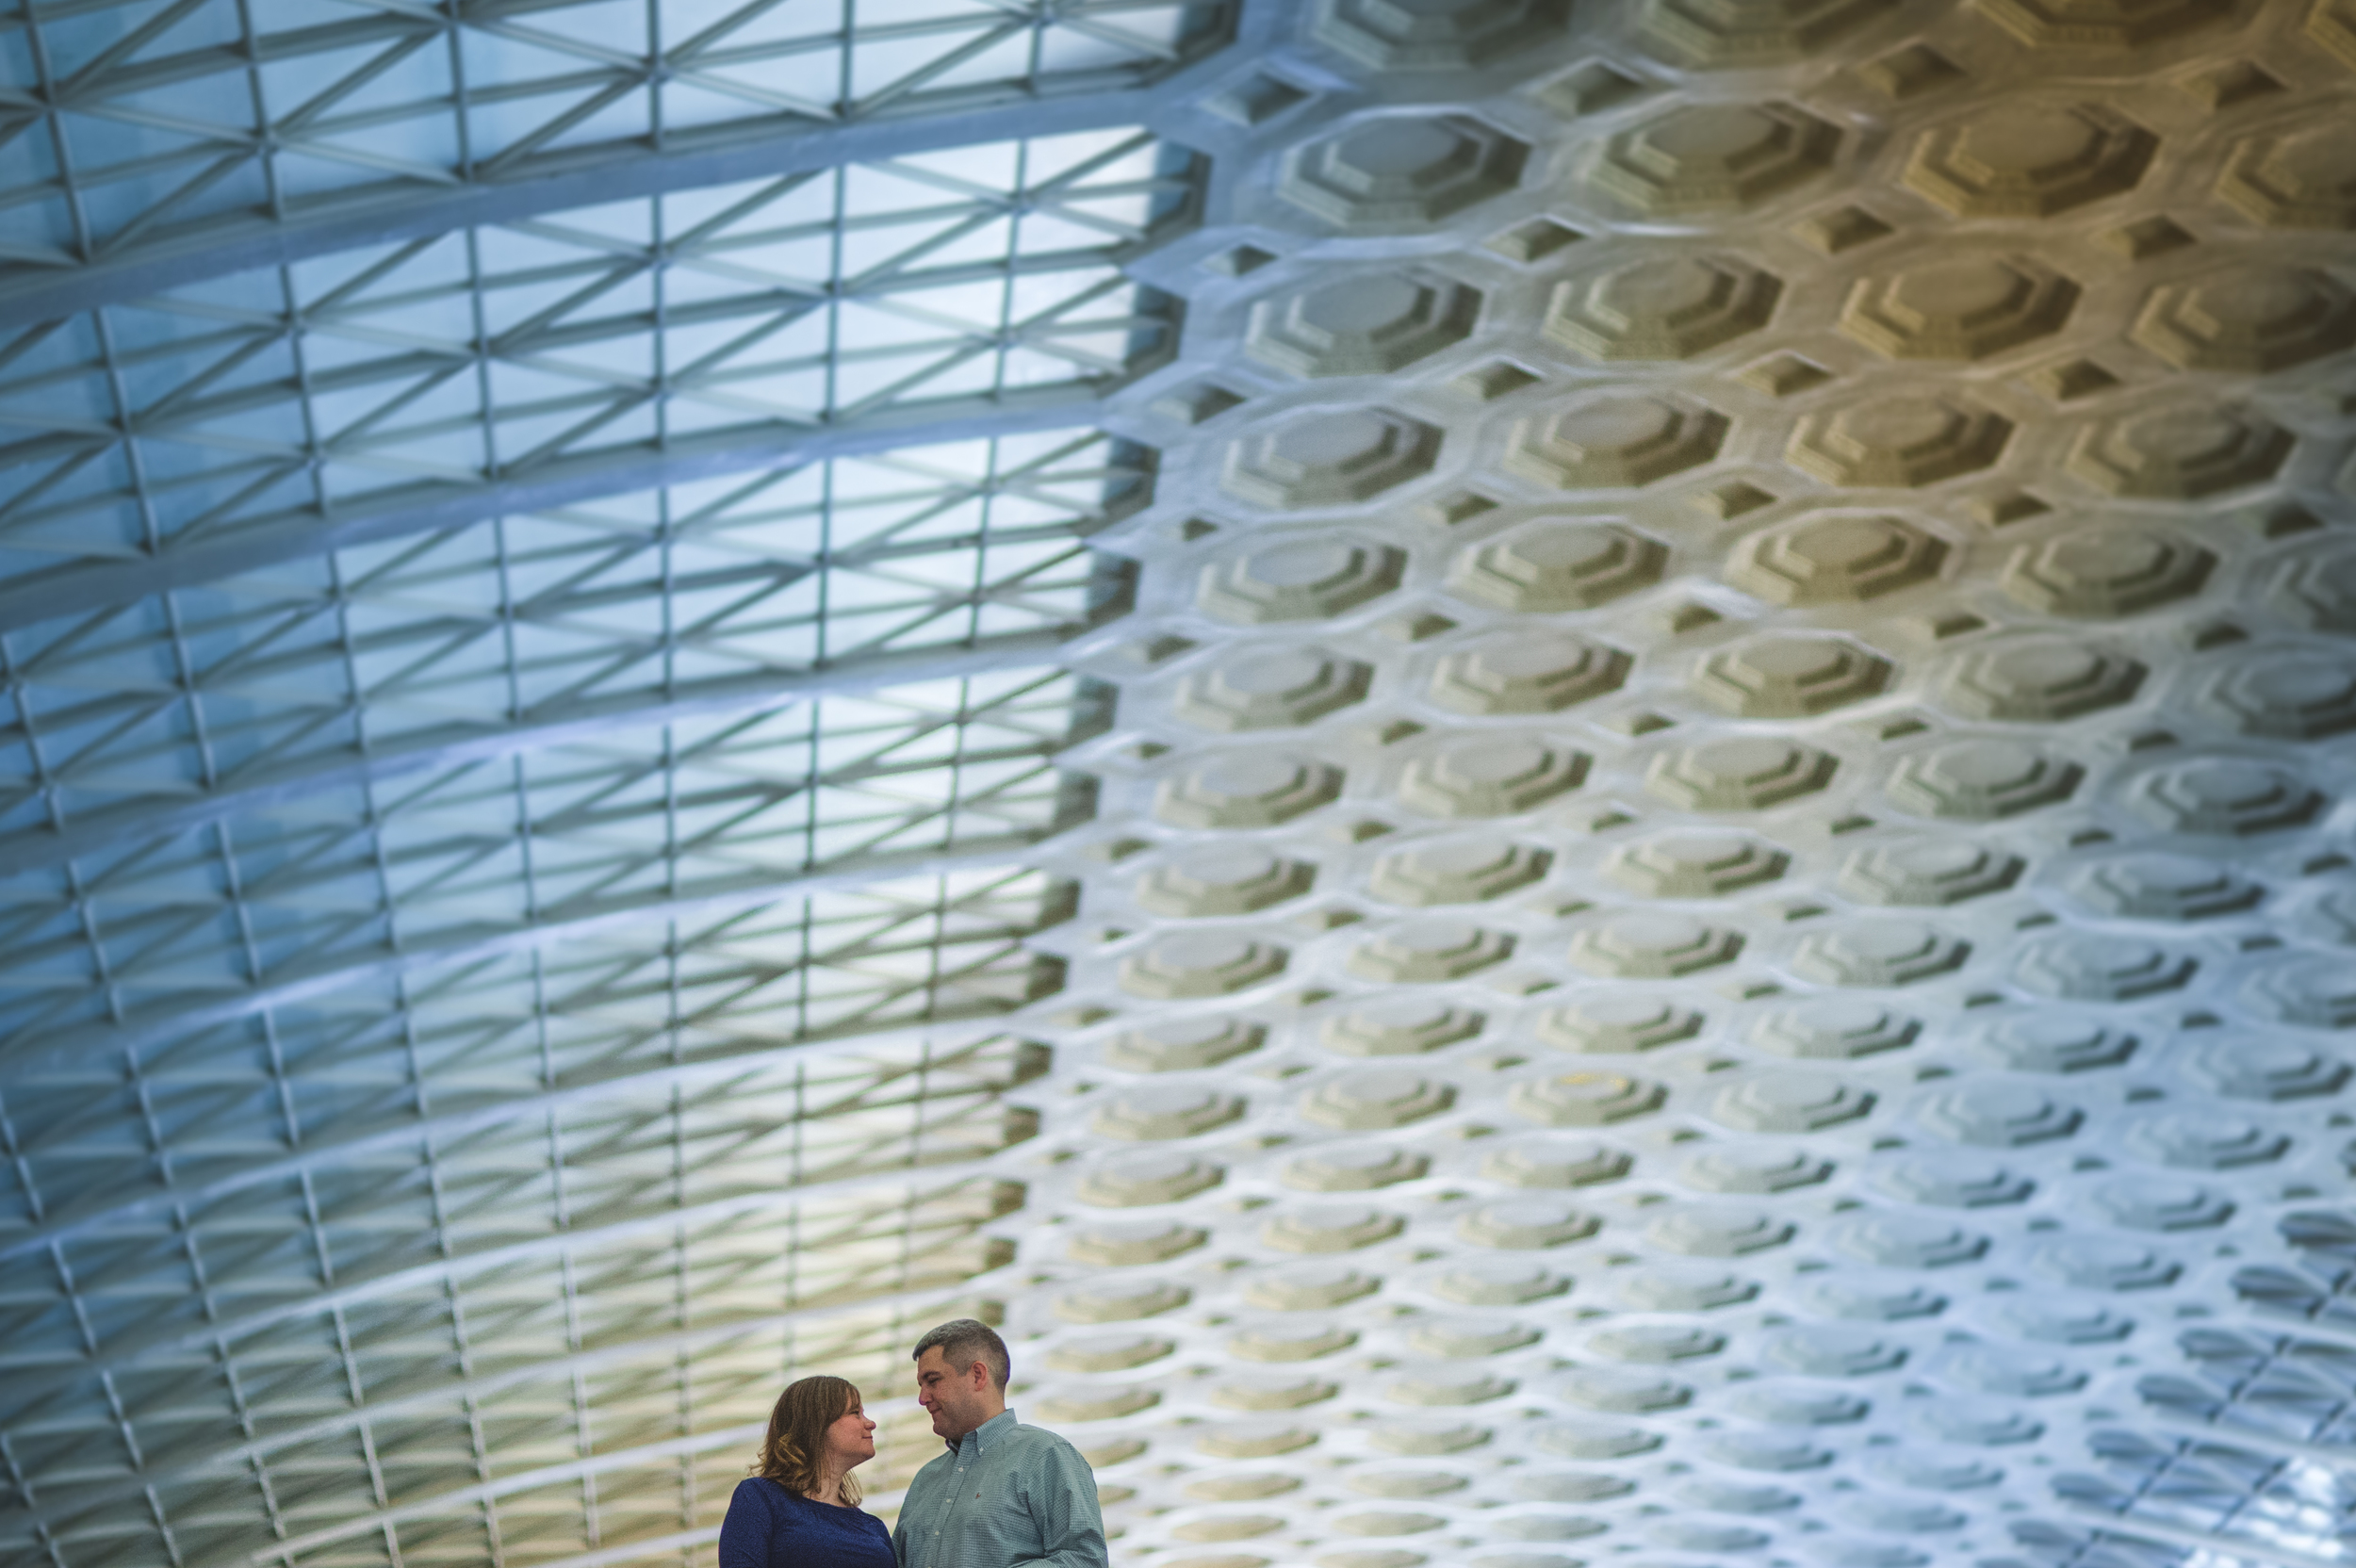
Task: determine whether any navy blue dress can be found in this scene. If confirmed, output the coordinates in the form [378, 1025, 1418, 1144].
[718, 1478, 896, 1568]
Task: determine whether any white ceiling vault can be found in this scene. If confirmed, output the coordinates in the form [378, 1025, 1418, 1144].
[3, 2, 2356, 1568]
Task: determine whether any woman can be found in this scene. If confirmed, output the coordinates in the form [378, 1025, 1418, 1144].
[718, 1376, 894, 1568]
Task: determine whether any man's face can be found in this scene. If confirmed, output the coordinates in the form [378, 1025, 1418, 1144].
[914, 1346, 991, 1442]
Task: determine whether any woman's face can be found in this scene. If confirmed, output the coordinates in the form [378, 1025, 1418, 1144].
[826, 1395, 877, 1469]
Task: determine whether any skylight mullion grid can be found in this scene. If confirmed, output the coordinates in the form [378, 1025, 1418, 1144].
[18, 1167, 1036, 1567]
[0, 426, 1133, 880]
[0, 0, 1214, 1548]
[0, 872, 1070, 1308]
[0, 0, 1233, 333]
[0, 129, 1190, 596]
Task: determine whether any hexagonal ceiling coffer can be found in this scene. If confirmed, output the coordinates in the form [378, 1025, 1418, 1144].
[1323, 1000, 1486, 1055]
[1104, 1018, 1267, 1072]
[1222, 408, 1443, 509]
[1711, 1072, 1873, 1132]
[1646, 735, 1838, 811]
[1974, 1015, 2135, 1072]
[1092, 1083, 1248, 1140]
[1177, 645, 1375, 730]
[1507, 393, 1728, 489]
[1606, 831, 1788, 897]
[2124, 757, 2323, 837]
[1726, 514, 1946, 605]
[1839, 1226, 1997, 1296]
[1840, 254, 2079, 361]
[1312, 0, 1571, 69]
[2185, 1037, 2350, 1101]
[2244, 953, 2356, 1028]
[1974, 0, 2238, 46]
[2000, 526, 2214, 618]
[2087, 1175, 2232, 1231]
[2272, 540, 2356, 632]
[1350, 917, 1516, 980]
[1942, 637, 2146, 722]
[1873, 1152, 2030, 1208]
[2013, 930, 2195, 1000]
[1055, 1276, 1193, 1323]
[1589, 100, 1841, 215]
[1904, 100, 2155, 217]
[2131, 264, 2356, 373]
[1302, 1068, 1457, 1130]
[1788, 393, 2013, 488]
[1371, 839, 1553, 905]
[2310, 0, 2356, 70]
[1839, 838, 2023, 906]
[1287, 1146, 1429, 1192]
[1792, 920, 1971, 986]
[1889, 738, 2081, 820]
[1068, 1218, 1207, 1266]
[1265, 1203, 1407, 1253]
[1634, 0, 1899, 64]
[1646, 1203, 1790, 1256]
[1513, 1070, 1668, 1126]
[1484, 1135, 1634, 1187]
[2067, 851, 2261, 921]
[1399, 733, 1590, 817]
[1280, 113, 1530, 229]
[1120, 931, 1291, 998]
[1544, 253, 1783, 361]
[2198, 651, 2356, 740]
[1686, 1147, 1829, 1195]
[1538, 994, 1705, 1053]
[1434, 1257, 1565, 1308]
[1156, 750, 1345, 828]
[2218, 122, 2356, 230]
[1458, 1197, 1600, 1249]
[1447, 520, 1668, 612]
[1077, 1150, 1226, 1207]
[1137, 845, 1318, 917]
[1918, 1079, 2081, 1146]
[1569, 912, 1744, 977]
[1693, 632, 1892, 717]
[1197, 535, 1407, 625]
[1248, 270, 1482, 378]
[1431, 631, 1633, 714]
[1752, 998, 1920, 1059]
[2067, 400, 2293, 499]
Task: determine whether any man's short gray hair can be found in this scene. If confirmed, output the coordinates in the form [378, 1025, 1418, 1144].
[913, 1318, 1010, 1389]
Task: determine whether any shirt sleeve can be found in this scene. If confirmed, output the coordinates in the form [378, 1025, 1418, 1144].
[717, 1479, 776, 1568]
[1012, 1440, 1108, 1568]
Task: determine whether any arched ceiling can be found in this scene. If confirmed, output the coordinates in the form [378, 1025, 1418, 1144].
[3, 3, 2356, 1568]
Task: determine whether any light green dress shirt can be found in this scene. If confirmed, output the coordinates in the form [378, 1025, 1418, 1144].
[892, 1410, 1106, 1568]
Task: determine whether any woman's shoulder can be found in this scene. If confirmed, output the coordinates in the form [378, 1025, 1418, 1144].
[729, 1476, 810, 1514]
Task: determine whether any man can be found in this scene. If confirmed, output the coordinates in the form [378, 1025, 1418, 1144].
[893, 1318, 1107, 1568]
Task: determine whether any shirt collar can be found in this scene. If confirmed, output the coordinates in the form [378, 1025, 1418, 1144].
[950, 1409, 1019, 1456]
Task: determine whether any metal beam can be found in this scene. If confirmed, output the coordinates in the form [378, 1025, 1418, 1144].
[26, 1284, 989, 1526]
[0, 57, 1240, 334]
[0, 384, 1124, 635]
[2148, 1415, 2356, 1470]
[246, 1423, 770, 1563]
[0, 1012, 1023, 1265]
[2059, 1509, 2349, 1568]
[0, 629, 1073, 881]
[1, 1165, 1022, 1428]
[6, 833, 1065, 1078]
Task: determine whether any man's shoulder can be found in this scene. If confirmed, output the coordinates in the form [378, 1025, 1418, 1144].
[1003, 1420, 1090, 1467]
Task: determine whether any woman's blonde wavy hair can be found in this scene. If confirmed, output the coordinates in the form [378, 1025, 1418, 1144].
[755, 1375, 866, 1505]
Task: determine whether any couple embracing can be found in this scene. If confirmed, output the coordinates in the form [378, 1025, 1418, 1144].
[718, 1318, 1106, 1568]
